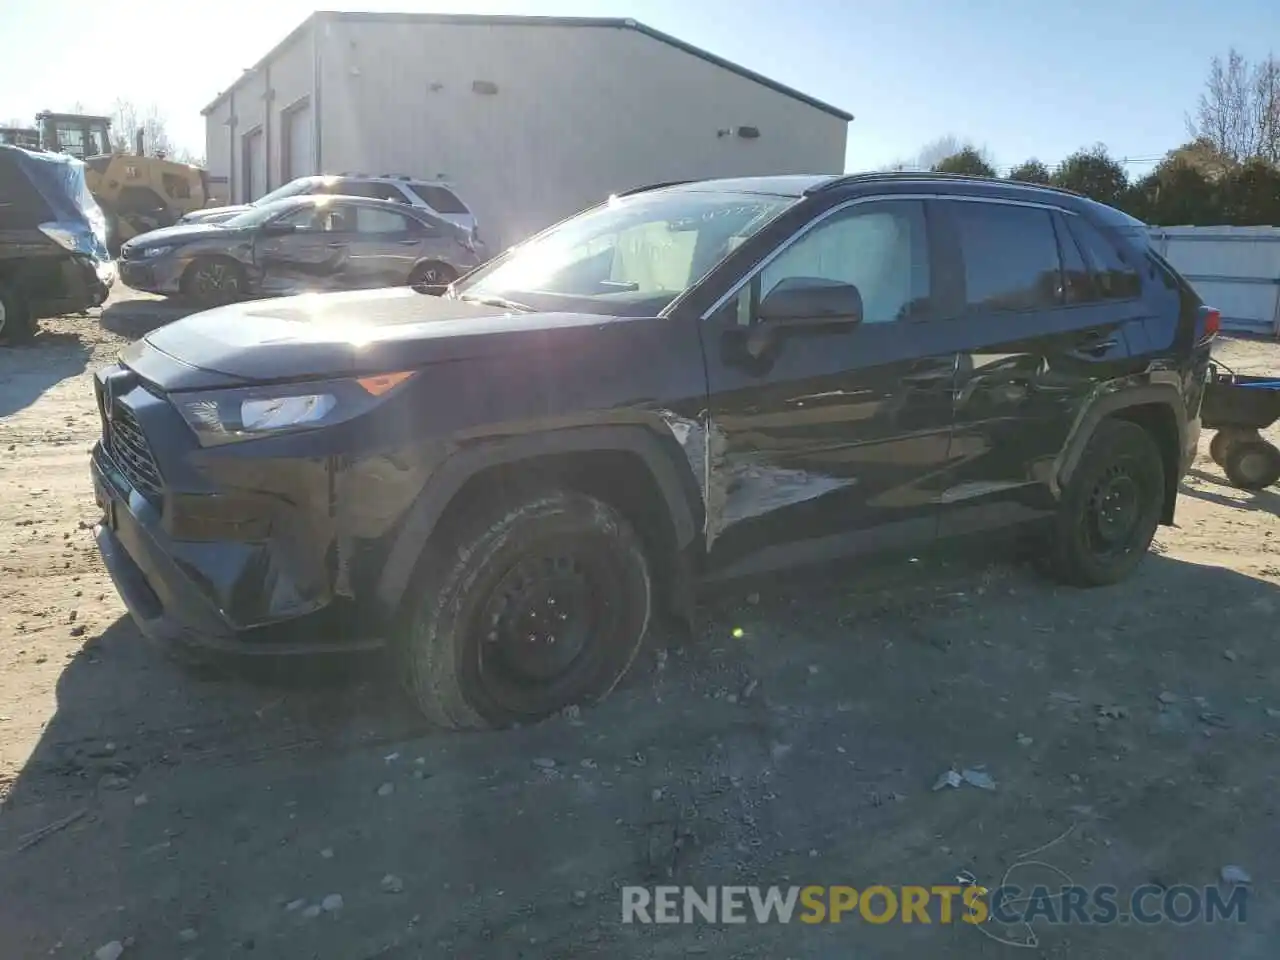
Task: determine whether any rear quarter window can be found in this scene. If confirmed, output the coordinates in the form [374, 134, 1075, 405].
[1065, 216, 1142, 300]
[408, 184, 469, 214]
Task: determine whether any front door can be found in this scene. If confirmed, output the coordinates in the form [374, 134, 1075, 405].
[930, 198, 1147, 538]
[254, 204, 354, 295]
[700, 198, 958, 579]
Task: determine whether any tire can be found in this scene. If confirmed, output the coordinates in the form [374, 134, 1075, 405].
[1209, 428, 1253, 468]
[181, 257, 246, 307]
[0, 281, 33, 344]
[397, 490, 652, 729]
[1043, 418, 1165, 587]
[1223, 439, 1280, 490]
[408, 261, 457, 290]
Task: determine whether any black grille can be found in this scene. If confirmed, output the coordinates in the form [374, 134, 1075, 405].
[104, 404, 163, 502]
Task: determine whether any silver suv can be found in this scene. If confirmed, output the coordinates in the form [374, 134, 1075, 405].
[181, 174, 479, 239]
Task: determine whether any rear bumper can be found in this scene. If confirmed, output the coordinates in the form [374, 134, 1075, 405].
[91, 454, 383, 657]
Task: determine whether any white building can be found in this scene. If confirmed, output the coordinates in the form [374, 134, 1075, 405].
[202, 12, 851, 248]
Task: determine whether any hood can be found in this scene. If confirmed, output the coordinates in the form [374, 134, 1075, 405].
[125, 287, 631, 388]
[125, 221, 244, 249]
[182, 205, 250, 224]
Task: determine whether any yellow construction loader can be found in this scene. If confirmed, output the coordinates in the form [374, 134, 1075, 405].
[0, 112, 209, 251]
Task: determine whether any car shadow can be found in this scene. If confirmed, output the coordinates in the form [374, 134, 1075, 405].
[0, 328, 91, 417]
[1180, 466, 1280, 516]
[99, 298, 196, 339]
[3, 551, 1280, 958]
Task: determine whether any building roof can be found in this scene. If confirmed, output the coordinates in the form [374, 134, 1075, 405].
[201, 12, 853, 122]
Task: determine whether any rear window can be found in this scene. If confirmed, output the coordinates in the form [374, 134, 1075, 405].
[407, 184, 469, 214]
[951, 201, 1062, 313]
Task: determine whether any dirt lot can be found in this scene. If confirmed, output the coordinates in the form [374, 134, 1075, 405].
[2, 293, 1280, 958]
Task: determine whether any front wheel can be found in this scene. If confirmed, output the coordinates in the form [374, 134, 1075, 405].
[1223, 439, 1280, 490]
[1043, 419, 1165, 586]
[181, 257, 246, 307]
[397, 490, 652, 729]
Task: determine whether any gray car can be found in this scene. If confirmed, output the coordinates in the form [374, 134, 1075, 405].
[118, 194, 486, 306]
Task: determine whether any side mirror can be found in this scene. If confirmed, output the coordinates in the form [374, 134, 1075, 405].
[745, 278, 863, 359]
[757, 277, 864, 326]
[261, 221, 297, 236]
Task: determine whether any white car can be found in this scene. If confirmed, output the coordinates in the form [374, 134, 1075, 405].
[181, 174, 480, 239]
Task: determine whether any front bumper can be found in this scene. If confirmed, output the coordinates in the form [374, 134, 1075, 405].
[29, 255, 114, 320]
[118, 255, 185, 296]
[91, 447, 384, 658]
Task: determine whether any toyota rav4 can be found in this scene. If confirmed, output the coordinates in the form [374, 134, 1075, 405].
[91, 173, 1217, 729]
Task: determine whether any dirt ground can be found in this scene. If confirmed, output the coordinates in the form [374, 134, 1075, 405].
[2, 293, 1280, 959]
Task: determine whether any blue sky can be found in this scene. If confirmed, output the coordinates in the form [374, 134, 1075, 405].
[1, 0, 1275, 175]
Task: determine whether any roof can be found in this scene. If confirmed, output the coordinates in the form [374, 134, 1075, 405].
[202, 12, 853, 122]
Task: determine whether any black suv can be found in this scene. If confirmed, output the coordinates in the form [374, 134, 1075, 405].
[91, 173, 1216, 728]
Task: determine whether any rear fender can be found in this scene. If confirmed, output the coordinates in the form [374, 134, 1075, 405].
[1055, 382, 1188, 523]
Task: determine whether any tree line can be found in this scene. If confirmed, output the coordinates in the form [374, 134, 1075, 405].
[914, 48, 1280, 226]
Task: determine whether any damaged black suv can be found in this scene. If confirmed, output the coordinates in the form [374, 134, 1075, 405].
[92, 173, 1216, 729]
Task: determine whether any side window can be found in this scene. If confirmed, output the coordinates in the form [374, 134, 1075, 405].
[758, 200, 930, 324]
[1067, 217, 1142, 300]
[1052, 212, 1098, 304]
[951, 202, 1062, 313]
[275, 207, 323, 231]
[355, 206, 412, 234]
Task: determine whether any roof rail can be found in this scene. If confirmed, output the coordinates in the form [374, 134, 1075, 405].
[613, 179, 696, 198]
[805, 170, 1085, 200]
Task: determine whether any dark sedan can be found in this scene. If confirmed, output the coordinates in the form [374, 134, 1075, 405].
[118, 194, 486, 306]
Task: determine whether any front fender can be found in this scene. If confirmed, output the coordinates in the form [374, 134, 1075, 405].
[373, 424, 703, 620]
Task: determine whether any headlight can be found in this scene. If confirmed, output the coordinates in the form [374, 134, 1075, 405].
[174, 372, 415, 446]
[139, 245, 173, 258]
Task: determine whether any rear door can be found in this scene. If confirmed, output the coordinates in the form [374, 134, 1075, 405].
[933, 198, 1148, 537]
[347, 204, 425, 287]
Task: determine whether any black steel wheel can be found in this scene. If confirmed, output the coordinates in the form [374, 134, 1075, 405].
[1043, 418, 1165, 586]
[182, 257, 245, 306]
[1223, 439, 1280, 490]
[398, 490, 651, 729]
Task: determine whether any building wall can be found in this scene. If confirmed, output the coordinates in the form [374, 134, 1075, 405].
[267, 29, 316, 190]
[315, 19, 847, 249]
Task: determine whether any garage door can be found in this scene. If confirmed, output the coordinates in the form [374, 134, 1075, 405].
[286, 104, 311, 182]
[243, 129, 265, 201]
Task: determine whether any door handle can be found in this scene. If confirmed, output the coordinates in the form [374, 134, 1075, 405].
[1076, 335, 1119, 356]
[396, 239, 418, 246]
[326, 242, 344, 248]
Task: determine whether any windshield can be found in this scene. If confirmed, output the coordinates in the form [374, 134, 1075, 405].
[222, 199, 303, 229]
[454, 190, 794, 314]
[253, 177, 321, 206]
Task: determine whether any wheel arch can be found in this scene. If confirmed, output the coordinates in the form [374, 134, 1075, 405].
[1057, 386, 1187, 525]
[374, 425, 705, 624]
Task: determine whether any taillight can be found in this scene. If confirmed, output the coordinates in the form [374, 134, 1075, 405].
[1201, 306, 1221, 340]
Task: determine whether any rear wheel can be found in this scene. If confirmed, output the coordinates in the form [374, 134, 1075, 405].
[181, 257, 246, 307]
[0, 281, 33, 344]
[1223, 439, 1280, 490]
[397, 490, 651, 729]
[1043, 418, 1165, 586]
[408, 261, 457, 290]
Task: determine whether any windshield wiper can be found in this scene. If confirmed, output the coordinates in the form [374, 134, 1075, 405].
[458, 293, 534, 313]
